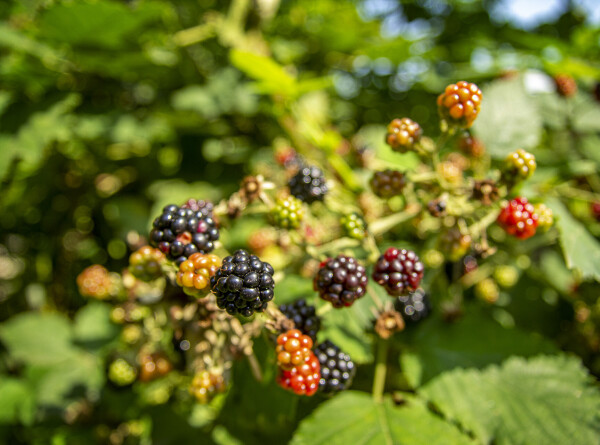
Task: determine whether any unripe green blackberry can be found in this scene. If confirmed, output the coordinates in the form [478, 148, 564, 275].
[340, 213, 366, 240]
[108, 358, 137, 386]
[439, 228, 472, 262]
[370, 169, 406, 199]
[270, 196, 306, 229]
[534, 203, 553, 231]
[493, 265, 519, 288]
[129, 246, 166, 282]
[437, 81, 482, 128]
[386, 118, 422, 153]
[475, 278, 499, 304]
[504, 149, 536, 180]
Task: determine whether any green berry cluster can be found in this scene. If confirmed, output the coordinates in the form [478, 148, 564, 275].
[129, 245, 165, 282]
[270, 196, 306, 229]
[534, 203, 554, 230]
[505, 148, 536, 180]
[340, 213, 366, 240]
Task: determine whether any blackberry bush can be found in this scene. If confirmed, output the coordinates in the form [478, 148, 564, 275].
[373, 248, 425, 296]
[279, 299, 321, 341]
[288, 166, 328, 204]
[315, 340, 355, 394]
[314, 255, 368, 307]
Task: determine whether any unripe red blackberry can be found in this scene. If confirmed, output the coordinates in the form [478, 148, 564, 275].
[370, 169, 406, 199]
[458, 133, 485, 157]
[554, 74, 577, 97]
[315, 340, 355, 394]
[340, 213, 366, 240]
[77, 265, 116, 300]
[385, 118, 422, 152]
[394, 289, 431, 324]
[472, 179, 500, 206]
[210, 249, 275, 317]
[533, 203, 553, 231]
[591, 202, 600, 222]
[276, 329, 313, 370]
[279, 299, 321, 341]
[372, 247, 424, 296]
[190, 370, 226, 403]
[129, 246, 165, 282]
[270, 196, 305, 229]
[439, 228, 472, 261]
[314, 255, 368, 308]
[288, 166, 328, 204]
[497, 197, 539, 240]
[139, 353, 173, 382]
[277, 351, 320, 396]
[149, 204, 219, 265]
[176, 253, 221, 294]
[504, 149, 536, 181]
[437, 81, 482, 128]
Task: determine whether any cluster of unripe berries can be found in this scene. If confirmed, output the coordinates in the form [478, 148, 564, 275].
[270, 195, 305, 229]
[386, 118, 422, 152]
[176, 253, 221, 294]
[437, 80, 482, 128]
[77, 265, 117, 300]
[276, 329, 320, 396]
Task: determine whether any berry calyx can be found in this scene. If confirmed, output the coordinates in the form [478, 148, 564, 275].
[504, 148, 536, 181]
[437, 81, 482, 128]
[554, 74, 577, 97]
[370, 169, 406, 199]
[77, 265, 117, 300]
[211, 249, 275, 317]
[533, 203, 553, 231]
[277, 351, 320, 396]
[279, 299, 321, 341]
[394, 289, 431, 324]
[314, 255, 368, 308]
[385, 118, 422, 153]
[340, 213, 366, 240]
[288, 166, 328, 204]
[372, 248, 424, 296]
[276, 329, 313, 370]
[176, 253, 222, 294]
[315, 340, 355, 394]
[190, 370, 226, 404]
[108, 358, 137, 387]
[270, 196, 306, 229]
[129, 246, 165, 282]
[149, 204, 219, 265]
[497, 197, 539, 240]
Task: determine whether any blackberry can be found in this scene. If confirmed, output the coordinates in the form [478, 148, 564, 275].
[129, 246, 165, 282]
[504, 149, 536, 181]
[176, 253, 221, 294]
[437, 81, 482, 128]
[77, 265, 116, 300]
[370, 169, 406, 199]
[496, 197, 538, 240]
[372, 247, 424, 296]
[149, 204, 219, 264]
[277, 351, 320, 396]
[427, 198, 447, 217]
[313, 255, 368, 308]
[210, 249, 275, 317]
[534, 203, 553, 231]
[108, 358, 137, 387]
[276, 329, 313, 370]
[279, 299, 321, 341]
[181, 199, 214, 217]
[439, 228, 472, 262]
[315, 340, 355, 394]
[340, 213, 366, 240]
[190, 370, 226, 404]
[139, 353, 173, 382]
[270, 196, 305, 229]
[394, 289, 431, 324]
[288, 166, 328, 204]
[554, 74, 577, 97]
[385, 118, 422, 153]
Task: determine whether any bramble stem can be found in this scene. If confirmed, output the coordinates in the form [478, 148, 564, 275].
[247, 351, 263, 382]
[369, 204, 421, 237]
[372, 337, 389, 403]
[316, 304, 333, 316]
[468, 207, 501, 238]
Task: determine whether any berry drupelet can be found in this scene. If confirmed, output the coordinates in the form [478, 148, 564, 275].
[372, 247, 424, 296]
[370, 169, 406, 199]
[288, 166, 328, 204]
[385, 118, 422, 153]
[496, 197, 539, 240]
[210, 249, 275, 317]
[276, 329, 313, 370]
[279, 299, 321, 341]
[315, 340, 355, 394]
[394, 289, 431, 324]
[314, 255, 368, 308]
[437, 81, 482, 128]
[149, 204, 219, 264]
[277, 351, 321, 396]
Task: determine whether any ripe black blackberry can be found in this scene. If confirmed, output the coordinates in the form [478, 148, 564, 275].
[288, 166, 328, 204]
[314, 255, 368, 308]
[315, 340, 355, 394]
[394, 289, 431, 324]
[211, 249, 275, 317]
[372, 247, 424, 296]
[149, 204, 219, 264]
[279, 299, 321, 341]
[370, 169, 406, 199]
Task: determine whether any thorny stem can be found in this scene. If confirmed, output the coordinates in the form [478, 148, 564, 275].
[372, 337, 389, 403]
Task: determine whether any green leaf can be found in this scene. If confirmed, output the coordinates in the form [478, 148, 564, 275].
[0, 378, 36, 425]
[400, 310, 557, 386]
[547, 197, 600, 282]
[291, 391, 471, 445]
[420, 355, 600, 445]
[230, 49, 297, 97]
[0, 312, 75, 365]
[472, 77, 542, 158]
[73, 302, 119, 346]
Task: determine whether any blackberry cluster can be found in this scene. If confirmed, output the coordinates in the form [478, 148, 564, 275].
[372, 248, 424, 296]
[437, 81, 482, 128]
[394, 289, 431, 324]
[279, 299, 321, 341]
[314, 255, 368, 308]
[211, 249, 275, 317]
[149, 204, 219, 264]
[270, 196, 305, 229]
[277, 351, 320, 396]
[288, 166, 328, 204]
[77, 265, 115, 300]
[340, 213, 366, 240]
[315, 340, 355, 394]
[276, 329, 313, 370]
[496, 197, 539, 240]
[370, 169, 406, 198]
[190, 370, 226, 404]
[504, 148, 536, 180]
[385, 118, 422, 153]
